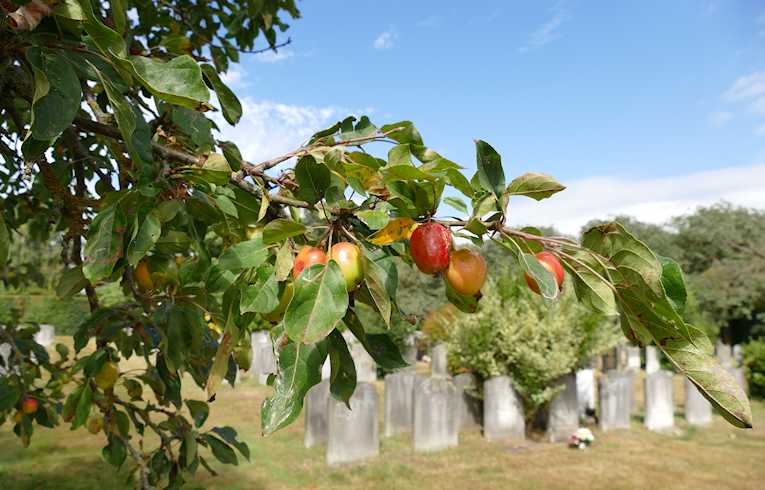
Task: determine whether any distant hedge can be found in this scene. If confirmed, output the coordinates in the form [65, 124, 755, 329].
[0, 293, 90, 335]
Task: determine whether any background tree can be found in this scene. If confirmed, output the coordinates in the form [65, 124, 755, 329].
[0, 1, 753, 488]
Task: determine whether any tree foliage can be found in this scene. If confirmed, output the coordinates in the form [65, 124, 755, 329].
[0, 1, 753, 487]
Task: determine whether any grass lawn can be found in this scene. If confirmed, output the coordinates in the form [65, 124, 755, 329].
[1, 339, 763, 489]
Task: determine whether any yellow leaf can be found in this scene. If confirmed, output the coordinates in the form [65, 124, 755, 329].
[368, 218, 417, 245]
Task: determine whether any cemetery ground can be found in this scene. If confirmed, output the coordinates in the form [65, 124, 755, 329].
[1, 338, 763, 490]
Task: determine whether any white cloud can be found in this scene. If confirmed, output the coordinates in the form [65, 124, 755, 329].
[708, 111, 733, 127]
[725, 71, 765, 101]
[220, 67, 247, 88]
[254, 49, 294, 63]
[519, 1, 570, 53]
[373, 30, 397, 50]
[212, 98, 343, 164]
[504, 164, 765, 235]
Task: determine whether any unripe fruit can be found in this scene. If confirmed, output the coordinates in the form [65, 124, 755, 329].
[446, 249, 487, 297]
[409, 223, 452, 274]
[87, 415, 104, 435]
[95, 362, 120, 390]
[330, 242, 364, 290]
[234, 345, 253, 371]
[524, 251, 565, 295]
[292, 246, 328, 279]
[13, 411, 23, 424]
[21, 397, 39, 415]
[263, 283, 294, 323]
[135, 260, 155, 291]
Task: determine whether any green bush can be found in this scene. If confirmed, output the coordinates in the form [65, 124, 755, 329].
[743, 338, 765, 399]
[446, 274, 620, 421]
[0, 292, 90, 335]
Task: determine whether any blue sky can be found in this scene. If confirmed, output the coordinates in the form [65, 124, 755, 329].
[217, 0, 765, 233]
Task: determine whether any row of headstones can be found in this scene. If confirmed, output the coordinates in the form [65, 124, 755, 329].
[0, 324, 56, 375]
[613, 343, 745, 373]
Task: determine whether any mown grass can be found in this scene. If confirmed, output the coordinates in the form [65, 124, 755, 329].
[1, 338, 763, 489]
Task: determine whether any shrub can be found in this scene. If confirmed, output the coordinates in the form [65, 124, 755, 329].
[743, 338, 765, 399]
[446, 274, 620, 420]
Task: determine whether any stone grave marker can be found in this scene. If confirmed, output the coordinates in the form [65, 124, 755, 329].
[454, 372, 482, 429]
[716, 340, 733, 368]
[401, 333, 417, 371]
[33, 324, 55, 347]
[343, 331, 377, 382]
[683, 377, 712, 426]
[384, 371, 415, 437]
[599, 370, 632, 431]
[430, 343, 448, 378]
[645, 346, 660, 374]
[327, 383, 379, 465]
[546, 373, 579, 442]
[413, 376, 459, 451]
[575, 369, 596, 418]
[483, 375, 525, 442]
[727, 367, 746, 394]
[644, 370, 674, 431]
[304, 379, 330, 448]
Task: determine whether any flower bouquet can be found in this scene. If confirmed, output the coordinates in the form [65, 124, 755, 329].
[569, 428, 595, 449]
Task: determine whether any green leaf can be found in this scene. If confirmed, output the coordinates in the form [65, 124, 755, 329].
[327, 329, 357, 407]
[356, 210, 390, 230]
[0, 379, 20, 412]
[380, 121, 423, 145]
[110, 0, 127, 33]
[659, 256, 687, 316]
[56, 267, 88, 298]
[102, 435, 127, 467]
[519, 252, 559, 300]
[284, 261, 349, 344]
[185, 400, 210, 428]
[344, 310, 408, 370]
[363, 256, 392, 326]
[261, 340, 328, 434]
[263, 219, 306, 245]
[445, 279, 480, 313]
[294, 156, 330, 205]
[95, 64, 150, 168]
[475, 140, 505, 198]
[27, 50, 82, 141]
[446, 168, 474, 198]
[83, 204, 126, 282]
[240, 266, 279, 314]
[203, 435, 238, 465]
[388, 144, 412, 166]
[125, 55, 210, 110]
[210, 426, 250, 461]
[201, 64, 242, 125]
[218, 236, 269, 271]
[127, 212, 161, 266]
[76, 0, 127, 58]
[559, 250, 617, 316]
[0, 214, 9, 267]
[582, 222, 752, 428]
[73, 385, 92, 429]
[54, 0, 84, 20]
[506, 172, 566, 201]
[205, 331, 235, 400]
[275, 242, 294, 281]
[443, 197, 468, 215]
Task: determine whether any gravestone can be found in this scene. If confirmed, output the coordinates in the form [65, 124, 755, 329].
[251, 331, 277, 384]
[327, 382, 379, 465]
[644, 370, 674, 431]
[483, 375, 525, 442]
[645, 346, 660, 374]
[684, 377, 712, 426]
[575, 369, 596, 418]
[626, 346, 641, 371]
[401, 334, 417, 371]
[454, 372, 482, 429]
[0, 343, 11, 375]
[733, 344, 743, 367]
[304, 379, 330, 448]
[412, 376, 459, 451]
[344, 331, 377, 382]
[430, 343, 449, 378]
[727, 367, 747, 393]
[602, 348, 618, 370]
[716, 340, 733, 368]
[33, 324, 55, 347]
[321, 358, 331, 380]
[599, 370, 632, 431]
[546, 373, 579, 443]
[384, 371, 415, 437]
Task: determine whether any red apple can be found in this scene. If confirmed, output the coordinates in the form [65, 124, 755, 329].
[292, 246, 328, 279]
[330, 242, 364, 290]
[524, 251, 565, 294]
[409, 222, 452, 274]
[446, 249, 487, 296]
[21, 397, 39, 415]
